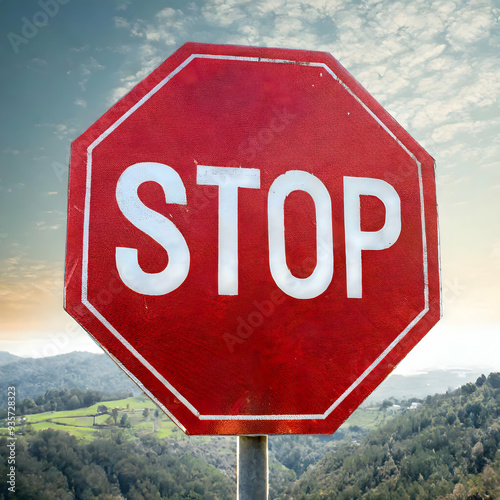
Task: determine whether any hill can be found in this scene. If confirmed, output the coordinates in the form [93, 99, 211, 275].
[278, 373, 500, 499]
[1, 373, 498, 498]
[0, 350, 487, 409]
[364, 368, 488, 403]
[0, 351, 139, 406]
[0, 351, 22, 366]
[0, 430, 235, 499]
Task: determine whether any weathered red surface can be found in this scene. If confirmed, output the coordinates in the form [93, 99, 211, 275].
[65, 42, 441, 434]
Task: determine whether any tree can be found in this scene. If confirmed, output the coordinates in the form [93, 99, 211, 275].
[97, 405, 108, 415]
[120, 414, 130, 428]
[461, 383, 476, 395]
[111, 408, 119, 425]
[487, 372, 500, 388]
[19, 398, 36, 414]
[380, 400, 393, 410]
[67, 395, 81, 410]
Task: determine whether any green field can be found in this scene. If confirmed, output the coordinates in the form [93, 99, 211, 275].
[0, 395, 392, 442]
[0, 395, 177, 441]
[341, 407, 394, 430]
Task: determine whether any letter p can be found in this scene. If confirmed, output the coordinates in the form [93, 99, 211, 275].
[344, 176, 401, 299]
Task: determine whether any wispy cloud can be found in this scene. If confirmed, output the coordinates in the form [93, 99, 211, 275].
[3, 148, 20, 156]
[35, 221, 61, 231]
[113, 16, 130, 29]
[79, 56, 105, 91]
[107, 44, 163, 104]
[23, 57, 49, 73]
[446, 5, 497, 47]
[0, 254, 63, 331]
[115, 0, 131, 11]
[35, 122, 78, 141]
[106, 0, 500, 142]
[74, 97, 87, 108]
[35, 208, 64, 231]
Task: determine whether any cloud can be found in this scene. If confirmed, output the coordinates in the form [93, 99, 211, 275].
[29, 57, 48, 66]
[432, 123, 474, 144]
[36, 221, 61, 231]
[79, 56, 105, 91]
[3, 148, 20, 155]
[446, 5, 498, 47]
[107, 43, 164, 104]
[0, 256, 59, 297]
[113, 16, 130, 28]
[32, 155, 49, 162]
[53, 123, 69, 139]
[0, 255, 64, 332]
[69, 44, 90, 54]
[115, 0, 131, 11]
[35, 207, 64, 231]
[25, 58, 48, 72]
[104, 0, 500, 200]
[35, 122, 77, 141]
[201, 1, 249, 27]
[1, 182, 25, 194]
[74, 97, 87, 108]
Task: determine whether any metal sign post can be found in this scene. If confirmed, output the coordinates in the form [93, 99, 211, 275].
[237, 436, 268, 499]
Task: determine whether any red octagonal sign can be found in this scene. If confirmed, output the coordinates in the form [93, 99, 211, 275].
[65, 42, 441, 435]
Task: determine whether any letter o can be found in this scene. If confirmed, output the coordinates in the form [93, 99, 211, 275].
[268, 170, 334, 299]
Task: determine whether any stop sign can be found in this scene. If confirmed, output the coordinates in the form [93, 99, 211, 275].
[65, 42, 441, 435]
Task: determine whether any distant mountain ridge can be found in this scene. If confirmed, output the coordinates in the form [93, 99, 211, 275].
[364, 368, 488, 403]
[0, 351, 22, 366]
[0, 351, 139, 406]
[0, 350, 492, 408]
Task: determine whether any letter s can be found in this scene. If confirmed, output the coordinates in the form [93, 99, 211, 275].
[115, 162, 190, 295]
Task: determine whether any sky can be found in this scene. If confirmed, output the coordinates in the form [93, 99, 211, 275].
[0, 0, 499, 376]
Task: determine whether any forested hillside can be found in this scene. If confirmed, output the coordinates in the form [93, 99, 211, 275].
[0, 431, 234, 499]
[1, 373, 498, 499]
[0, 352, 21, 366]
[0, 352, 139, 406]
[4, 387, 134, 416]
[364, 369, 487, 404]
[278, 373, 500, 499]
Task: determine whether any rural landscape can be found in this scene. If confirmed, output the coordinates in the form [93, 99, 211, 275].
[1, 351, 499, 498]
[1, 0, 500, 498]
